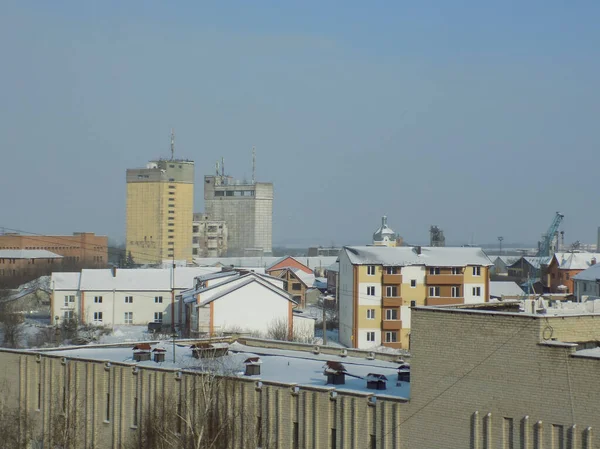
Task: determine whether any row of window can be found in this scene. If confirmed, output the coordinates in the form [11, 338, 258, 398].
[365, 285, 481, 297]
[91, 296, 163, 304]
[366, 308, 399, 320]
[89, 311, 163, 324]
[367, 266, 482, 276]
[0, 269, 17, 276]
[366, 331, 398, 343]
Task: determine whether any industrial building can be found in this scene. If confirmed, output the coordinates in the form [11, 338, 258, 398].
[191, 213, 228, 257]
[125, 140, 194, 264]
[204, 169, 273, 256]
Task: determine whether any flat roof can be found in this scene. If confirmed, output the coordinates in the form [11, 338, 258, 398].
[46, 341, 409, 398]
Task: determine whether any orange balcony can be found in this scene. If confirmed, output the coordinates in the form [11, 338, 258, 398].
[382, 296, 402, 307]
[382, 320, 402, 331]
[382, 273, 403, 284]
[425, 274, 462, 285]
[426, 297, 464, 306]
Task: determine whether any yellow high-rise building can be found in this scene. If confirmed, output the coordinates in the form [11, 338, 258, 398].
[126, 158, 194, 264]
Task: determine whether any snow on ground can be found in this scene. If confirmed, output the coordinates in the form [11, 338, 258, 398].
[46, 340, 409, 398]
[96, 326, 151, 344]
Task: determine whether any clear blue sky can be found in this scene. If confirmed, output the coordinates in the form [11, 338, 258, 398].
[1, 1, 599, 247]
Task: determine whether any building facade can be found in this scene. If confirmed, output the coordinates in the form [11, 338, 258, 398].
[0, 250, 63, 288]
[339, 246, 492, 349]
[546, 252, 600, 294]
[126, 159, 194, 264]
[0, 232, 107, 267]
[191, 213, 228, 257]
[203, 175, 273, 256]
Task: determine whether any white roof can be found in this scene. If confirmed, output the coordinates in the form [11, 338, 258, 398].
[293, 268, 316, 287]
[51, 272, 81, 290]
[197, 276, 294, 307]
[76, 267, 221, 291]
[552, 252, 600, 270]
[489, 281, 524, 298]
[194, 256, 338, 271]
[343, 246, 493, 267]
[0, 249, 63, 259]
[573, 262, 600, 281]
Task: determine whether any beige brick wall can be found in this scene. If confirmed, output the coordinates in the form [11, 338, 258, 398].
[0, 350, 406, 449]
[402, 308, 600, 449]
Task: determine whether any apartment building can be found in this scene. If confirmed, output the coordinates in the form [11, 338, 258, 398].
[339, 245, 492, 349]
[50, 267, 220, 328]
[126, 158, 194, 264]
[204, 174, 273, 256]
[0, 232, 107, 267]
[191, 213, 228, 257]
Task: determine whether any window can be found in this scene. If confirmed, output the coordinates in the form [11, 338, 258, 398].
[366, 309, 375, 319]
[451, 286, 460, 297]
[385, 266, 398, 275]
[385, 286, 398, 297]
[410, 280, 416, 288]
[155, 296, 163, 303]
[125, 296, 133, 304]
[94, 296, 102, 303]
[93, 312, 103, 323]
[154, 312, 163, 323]
[64, 295, 75, 306]
[366, 332, 376, 342]
[429, 267, 440, 275]
[451, 267, 461, 275]
[410, 300, 416, 307]
[367, 265, 376, 276]
[366, 286, 376, 296]
[429, 286, 440, 297]
[292, 283, 302, 291]
[293, 295, 302, 303]
[472, 266, 481, 276]
[64, 310, 74, 320]
[385, 309, 398, 320]
[385, 331, 398, 343]
[472, 287, 481, 297]
[293, 422, 299, 449]
[331, 429, 337, 449]
[124, 312, 133, 324]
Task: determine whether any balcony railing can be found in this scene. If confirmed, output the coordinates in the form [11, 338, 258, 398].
[382, 296, 402, 307]
[425, 297, 464, 306]
[382, 320, 402, 331]
[382, 273, 403, 284]
[425, 274, 463, 285]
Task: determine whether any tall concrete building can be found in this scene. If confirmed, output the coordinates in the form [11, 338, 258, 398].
[126, 157, 194, 264]
[204, 174, 273, 256]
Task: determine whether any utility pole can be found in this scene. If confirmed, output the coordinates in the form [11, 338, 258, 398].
[252, 146, 256, 184]
[498, 236, 504, 255]
[170, 128, 175, 160]
[322, 292, 328, 345]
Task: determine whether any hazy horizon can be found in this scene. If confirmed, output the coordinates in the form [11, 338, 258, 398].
[1, 1, 599, 249]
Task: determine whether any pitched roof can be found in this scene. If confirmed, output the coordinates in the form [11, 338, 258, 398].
[552, 252, 600, 271]
[573, 262, 600, 281]
[342, 246, 493, 267]
[489, 281, 524, 298]
[0, 249, 63, 259]
[51, 272, 81, 290]
[195, 276, 295, 307]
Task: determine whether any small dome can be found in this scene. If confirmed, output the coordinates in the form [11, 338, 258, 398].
[373, 216, 396, 243]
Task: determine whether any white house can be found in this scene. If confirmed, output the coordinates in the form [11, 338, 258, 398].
[180, 271, 298, 337]
[573, 263, 600, 302]
[51, 267, 221, 327]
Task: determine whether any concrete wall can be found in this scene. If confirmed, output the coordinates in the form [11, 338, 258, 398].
[402, 307, 600, 449]
[338, 250, 355, 348]
[0, 349, 405, 449]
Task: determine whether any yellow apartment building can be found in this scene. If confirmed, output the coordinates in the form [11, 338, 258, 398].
[126, 158, 194, 264]
[339, 245, 492, 349]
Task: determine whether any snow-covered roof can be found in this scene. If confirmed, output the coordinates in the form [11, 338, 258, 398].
[552, 252, 600, 271]
[196, 276, 295, 307]
[325, 262, 339, 273]
[489, 281, 524, 298]
[293, 268, 316, 287]
[373, 216, 396, 243]
[194, 256, 338, 271]
[46, 341, 409, 398]
[573, 262, 600, 281]
[0, 249, 63, 259]
[493, 256, 521, 266]
[343, 246, 493, 267]
[51, 272, 81, 290]
[76, 267, 221, 291]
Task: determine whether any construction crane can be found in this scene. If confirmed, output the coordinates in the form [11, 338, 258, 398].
[536, 212, 564, 258]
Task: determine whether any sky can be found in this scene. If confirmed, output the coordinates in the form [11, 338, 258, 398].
[1, 1, 599, 248]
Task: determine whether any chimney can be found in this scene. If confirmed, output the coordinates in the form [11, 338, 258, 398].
[592, 258, 597, 266]
[111, 266, 117, 277]
[413, 246, 422, 255]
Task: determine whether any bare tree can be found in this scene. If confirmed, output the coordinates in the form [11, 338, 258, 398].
[266, 317, 290, 341]
[0, 298, 25, 348]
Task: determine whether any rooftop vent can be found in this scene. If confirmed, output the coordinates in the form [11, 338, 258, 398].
[133, 343, 152, 362]
[244, 357, 262, 376]
[324, 361, 347, 385]
[152, 347, 167, 363]
[366, 373, 388, 390]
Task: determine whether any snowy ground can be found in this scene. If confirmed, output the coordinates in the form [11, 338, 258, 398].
[47, 340, 410, 398]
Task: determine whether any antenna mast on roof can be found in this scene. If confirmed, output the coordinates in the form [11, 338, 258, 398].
[216, 161, 220, 176]
[252, 146, 256, 184]
[221, 157, 225, 177]
[170, 128, 175, 160]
